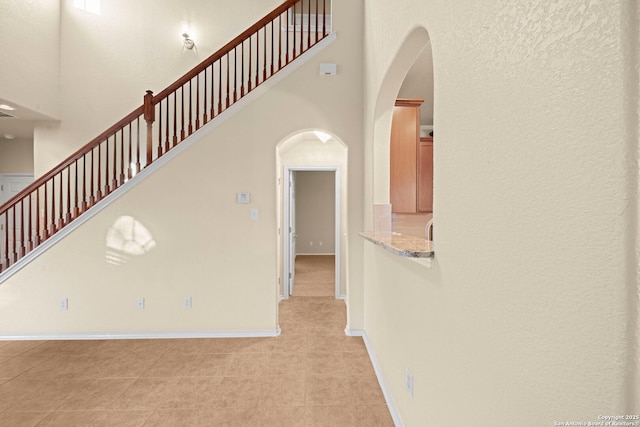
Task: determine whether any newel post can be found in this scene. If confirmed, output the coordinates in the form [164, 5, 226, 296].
[143, 90, 155, 166]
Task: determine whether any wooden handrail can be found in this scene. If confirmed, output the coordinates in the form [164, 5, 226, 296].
[0, 0, 331, 273]
[0, 106, 144, 209]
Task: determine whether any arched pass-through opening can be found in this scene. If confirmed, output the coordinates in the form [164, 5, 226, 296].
[275, 130, 348, 301]
[371, 26, 432, 238]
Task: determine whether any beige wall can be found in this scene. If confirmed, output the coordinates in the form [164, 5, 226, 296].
[295, 171, 335, 255]
[33, 0, 282, 176]
[362, 0, 638, 425]
[0, 0, 364, 335]
[397, 42, 434, 126]
[0, 0, 60, 119]
[0, 139, 34, 174]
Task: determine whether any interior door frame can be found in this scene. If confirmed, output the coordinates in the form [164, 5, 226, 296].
[282, 165, 341, 300]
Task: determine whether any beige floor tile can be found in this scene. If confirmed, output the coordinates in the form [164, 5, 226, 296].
[214, 377, 262, 408]
[162, 338, 214, 354]
[305, 375, 352, 406]
[48, 340, 108, 356]
[6, 379, 94, 411]
[307, 323, 347, 336]
[0, 411, 51, 426]
[303, 405, 357, 427]
[341, 336, 368, 353]
[56, 378, 137, 411]
[268, 352, 308, 376]
[0, 341, 47, 357]
[305, 352, 348, 377]
[109, 377, 182, 410]
[343, 352, 376, 376]
[12, 342, 63, 358]
[271, 334, 308, 353]
[18, 355, 100, 379]
[306, 335, 345, 353]
[142, 409, 204, 426]
[348, 375, 386, 405]
[143, 353, 231, 377]
[233, 337, 275, 353]
[354, 405, 395, 426]
[0, 356, 47, 380]
[37, 410, 152, 426]
[158, 376, 222, 409]
[93, 353, 161, 378]
[203, 407, 258, 426]
[0, 379, 49, 411]
[99, 339, 173, 356]
[224, 353, 271, 377]
[294, 283, 335, 297]
[254, 406, 306, 427]
[258, 375, 305, 407]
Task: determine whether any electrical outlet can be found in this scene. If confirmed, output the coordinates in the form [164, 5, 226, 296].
[59, 298, 68, 311]
[136, 297, 145, 310]
[183, 296, 192, 309]
[406, 369, 414, 397]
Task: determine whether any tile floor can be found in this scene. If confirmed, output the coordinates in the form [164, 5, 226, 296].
[0, 255, 393, 426]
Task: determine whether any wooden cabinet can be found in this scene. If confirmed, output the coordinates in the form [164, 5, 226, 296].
[390, 99, 433, 213]
[418, 137, 433, 212]
[390, 99, 421, 213]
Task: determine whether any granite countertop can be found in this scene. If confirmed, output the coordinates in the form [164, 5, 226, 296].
[359, 232, 434, 258]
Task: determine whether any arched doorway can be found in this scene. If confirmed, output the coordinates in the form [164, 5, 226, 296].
[275, 130, 348, 300]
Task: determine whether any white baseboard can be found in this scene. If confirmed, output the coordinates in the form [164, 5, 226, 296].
[0, 328, 281, 341]
[360, 331, 405, 427]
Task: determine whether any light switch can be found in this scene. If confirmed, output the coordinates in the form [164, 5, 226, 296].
[251, 208, 259, 220]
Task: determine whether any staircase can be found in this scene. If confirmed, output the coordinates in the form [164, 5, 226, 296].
[0, 0, 331, 276]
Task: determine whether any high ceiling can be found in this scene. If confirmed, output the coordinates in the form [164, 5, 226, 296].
[0, 97, 53, 142]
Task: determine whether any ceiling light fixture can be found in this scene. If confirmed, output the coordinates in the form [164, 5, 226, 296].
[0, 104, 16, 111]
[3, 134, 15, 140]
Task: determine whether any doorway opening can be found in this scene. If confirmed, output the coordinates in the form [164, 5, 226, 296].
[283, 167, 341, 299]
[275, 130, 348, 303]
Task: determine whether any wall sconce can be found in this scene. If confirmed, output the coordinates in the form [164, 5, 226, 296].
[182, 32, 195, 49]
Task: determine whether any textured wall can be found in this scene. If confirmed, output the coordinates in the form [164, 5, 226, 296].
[0, 139, 33, 174]
[397, 43, 434, 126]
[363, 0, 638, 425]
[0, 0, 60, 118]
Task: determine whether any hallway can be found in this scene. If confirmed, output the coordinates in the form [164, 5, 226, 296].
[0, 256, 392, 426]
